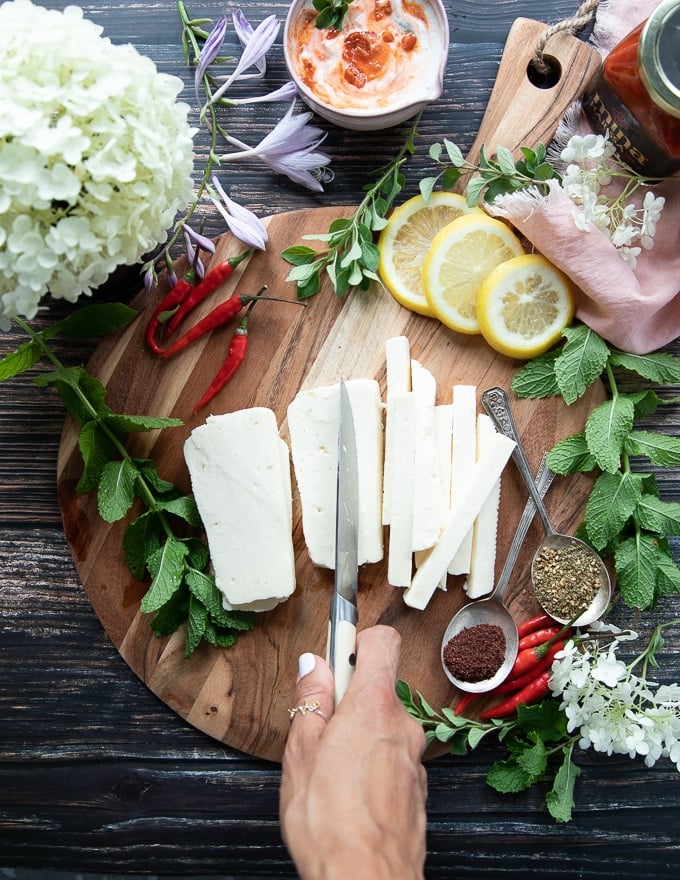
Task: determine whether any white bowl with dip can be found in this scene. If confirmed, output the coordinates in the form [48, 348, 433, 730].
[283, 0, 449, 131]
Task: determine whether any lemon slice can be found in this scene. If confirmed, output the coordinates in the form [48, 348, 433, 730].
[477, 254, 575, 359]
[378, 192, 481, 317]
[422, 214, 524, 334]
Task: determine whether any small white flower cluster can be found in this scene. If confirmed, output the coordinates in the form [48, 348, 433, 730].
[550, 622, 680, 770]
[559, 134, 665, 269]
[0, 0, 196, 330]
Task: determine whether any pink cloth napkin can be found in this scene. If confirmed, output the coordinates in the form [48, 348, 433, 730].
[488, 0, 680, 354]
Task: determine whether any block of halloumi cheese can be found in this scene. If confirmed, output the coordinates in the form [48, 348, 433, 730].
[382, 336, 411, 525]
[386, 390, 416, 587]
[184, 409, 295, 611]
[287, 379, 384, 569]
[464, 414, 502, 599]
[403, 432, 515, 610]
[411, 360, 444, 552]
[448, 384, 477, 575]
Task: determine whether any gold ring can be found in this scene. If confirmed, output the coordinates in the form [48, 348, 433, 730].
[288, 700, 328, 721]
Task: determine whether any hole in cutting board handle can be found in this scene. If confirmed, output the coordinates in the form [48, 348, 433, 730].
[526, 54, 562, 89]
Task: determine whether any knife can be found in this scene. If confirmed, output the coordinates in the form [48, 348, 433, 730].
[327, 378, 359, 705]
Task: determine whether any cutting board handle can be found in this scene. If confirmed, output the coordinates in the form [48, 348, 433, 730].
[464, 17, 602, 163]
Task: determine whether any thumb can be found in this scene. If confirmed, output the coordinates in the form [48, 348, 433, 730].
[287, 652, 335, 739]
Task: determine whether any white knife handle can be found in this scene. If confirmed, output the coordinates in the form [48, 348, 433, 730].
[326, 619, 357, 705]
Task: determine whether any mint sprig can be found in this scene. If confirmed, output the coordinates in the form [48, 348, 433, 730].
[312, 0, 354, 30]
[282, 115, 420, 299]
[512, 323, 680, 611]
[2, 305, 254, 656]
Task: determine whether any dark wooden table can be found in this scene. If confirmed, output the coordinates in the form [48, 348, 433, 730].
[2, 0, 680, 876]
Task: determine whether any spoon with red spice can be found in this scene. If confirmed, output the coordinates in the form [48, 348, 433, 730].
[441, 456, 556, 693]
[481, 387, 611, 628]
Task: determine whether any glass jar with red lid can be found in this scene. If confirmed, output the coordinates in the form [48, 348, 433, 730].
[583, 0, 680, 176]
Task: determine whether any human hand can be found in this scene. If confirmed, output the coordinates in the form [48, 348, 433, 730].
[280, 625, 427, 880]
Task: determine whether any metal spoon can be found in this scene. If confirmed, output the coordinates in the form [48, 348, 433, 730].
[481, 386, 612, 628]
[441, 455, 556, 693]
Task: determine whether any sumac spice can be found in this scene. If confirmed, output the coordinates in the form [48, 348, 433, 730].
[443, 623, 506, 683]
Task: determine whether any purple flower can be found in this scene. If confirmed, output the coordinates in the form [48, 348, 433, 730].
[230, 81, 298, 105]
[209, 175, 268, 250]
[183, 230, 205, 278]
[195, 14, 228, 102]
[232, 8, 266, 75]
[211, 14, 280, 103]
[221, 102, 332, 192]
[183, 224, 216, 254]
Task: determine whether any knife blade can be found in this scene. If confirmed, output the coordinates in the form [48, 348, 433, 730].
[327, 378, 359, 705]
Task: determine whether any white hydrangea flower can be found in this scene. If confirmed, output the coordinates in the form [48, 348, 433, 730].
[550, 629, 680, 772]
[0, 0, 196, 329]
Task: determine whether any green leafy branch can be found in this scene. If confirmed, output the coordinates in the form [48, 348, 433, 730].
[512, 323, 680, 612]
[281, 114, 421, 299]
[1, 304, 254, 656]
[397, 680, 580, 823]
[420, 140, 560, 207]
[312, 0, 354, 30]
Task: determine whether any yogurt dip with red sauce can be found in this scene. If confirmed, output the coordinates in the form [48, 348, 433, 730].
[286, 0, 447, 116]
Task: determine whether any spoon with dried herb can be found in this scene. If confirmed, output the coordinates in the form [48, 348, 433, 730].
[482, 386, 611, 627]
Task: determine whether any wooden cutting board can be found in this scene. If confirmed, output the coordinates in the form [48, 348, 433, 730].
[57, 206, 604, 761]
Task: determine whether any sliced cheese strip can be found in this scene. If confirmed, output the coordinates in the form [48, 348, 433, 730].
[464, 414, 502, 599]
[411, 360, 444, 552]
[382, 336, 411, 525]
[387, 390, 416, 587]
[184, 409, 295, 610]
[448, 384, 477, 575]
[287, 379, 384, 569]
[414, 403, 453, 588]
[404, 432, 515, 610]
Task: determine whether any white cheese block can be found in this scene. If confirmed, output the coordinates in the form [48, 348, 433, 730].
[403, 432, 515, 610]
[415, 403, 454, 589]
[287, 379, 384, 569]
[411, 360, 444, 552]
[447, 384, 477, 575]
[382, 336, 411, 525]
[387, 390, 416, 587]
[464, 414, 502, 599]
[184, 409, 296, 611]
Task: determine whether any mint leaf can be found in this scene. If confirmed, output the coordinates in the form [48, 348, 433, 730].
[614, 534, 660, 609]
[47, 303, 138, 339]
[0, 341, 41, 381]
[149, 589, 190, 636]
[636, 494, 680, 535]
[44, 366, 109, 424]
[511, 349, 560, 398]
[585, 397, 635, 473]
[136, 459, 177, 495]
[106, 413, 183, 433]
[555, 325, 610, 404]
[185, 593, 209, 656]
[76, 420, 117, 494]
[584, 471, 642, 551]
[546, 433, 596, 474]
[609, 349, 680, 384]
[516, 699, 567, 741]
[516, 734, 548, 781]
[202, 622, 238, 649]
[141, 536, 190, 613]
[656, 551, 680, 596]
[546, 745, 581, 823]
[122, 511, 163, 579]
[156, 495, 202, 527]
[626, 430, 680, 467]
[486, 754, 534, 793]
[97, 458, 139, 522]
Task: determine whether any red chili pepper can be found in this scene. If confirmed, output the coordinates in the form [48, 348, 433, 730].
[517, 613, 554, 638]
[145, 278, 193, 355]
[453, 691, 478, 717]
[506, 639, 566, 682]
[478, 670, 552, 720]
[489, 640, 564, 696]
[192, 306, 255, 414]
[163, 251, 251, 339]
[160, 294, 249, 358]
[518, 625, 565, 651]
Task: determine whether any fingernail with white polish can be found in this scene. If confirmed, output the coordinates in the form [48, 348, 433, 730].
[298, 652, 316, 680]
